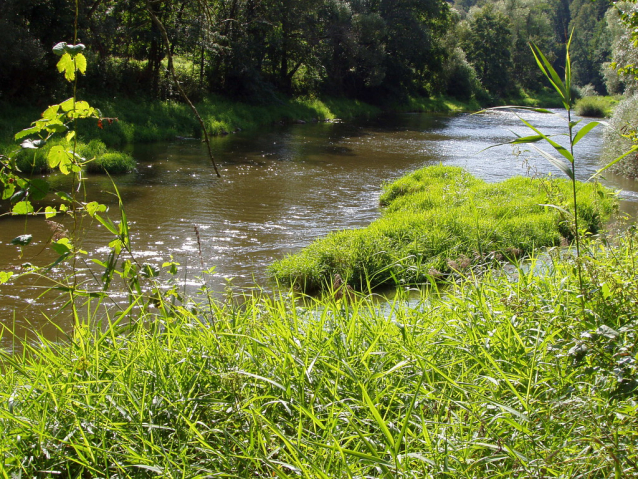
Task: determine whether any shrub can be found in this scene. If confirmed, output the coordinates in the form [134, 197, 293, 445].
[602, 93, 638, 178]
[574, 95, 614, 117]
[79, 139, 107, 160]
[86, 151, 136, 174]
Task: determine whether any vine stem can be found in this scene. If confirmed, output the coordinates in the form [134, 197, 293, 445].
[145, 0, 221, 177]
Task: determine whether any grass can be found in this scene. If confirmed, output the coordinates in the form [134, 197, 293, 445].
[68, 95, 381, 148]
[0, 96, 381, 171]
[502, 88, 565, 109]
[1, 230, 637, 477]
[270, 165, 617, 292]
[574, 95, 620, 118]
[392, 95, 481, 113]
[85, 151, 136, 174]
[7, 138, 136, 175]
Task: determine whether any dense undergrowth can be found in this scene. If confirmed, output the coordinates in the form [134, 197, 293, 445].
[574, 95, 620, 118]
[1, 230, 637, 477]
[270, 166, 617, 292]
[602, 93, 638, 178]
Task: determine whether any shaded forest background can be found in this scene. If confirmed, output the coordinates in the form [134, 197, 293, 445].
[1, 0, 637, 106]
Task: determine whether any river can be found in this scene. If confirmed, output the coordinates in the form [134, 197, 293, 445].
[1, 109, 638, 340]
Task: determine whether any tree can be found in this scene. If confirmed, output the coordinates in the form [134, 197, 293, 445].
[462, 4, 514, 95]
[568, 0, 611, 92]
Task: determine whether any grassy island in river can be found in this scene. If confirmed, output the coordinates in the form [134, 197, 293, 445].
[270, 165, 617, 292]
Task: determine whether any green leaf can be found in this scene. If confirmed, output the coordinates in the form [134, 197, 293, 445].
[45, 206, 57, 219]
[56, 191, 74, 202]
[530, 43, 569, 109]
[96, 215, 119, 235]
[508, 134, 545, 144]
[141, 263, 161, 278]
[11, 235, 32, 246]
[573, 122, 601, 146]
[539, 203, 574, 218]
[45, 122, 68, 134]
[56, 53, 76, 82]
[2, 182, 16, 200]
[0, 272, 14, 284]
[359, 383, 395, 450]
[519, 116, 574, 163]
[29, 178, 49, 201]
[86, 201, 107, 217]
[51, 238, 73, 256]
[10, 190, 26, 203]
[64, 43, 86, 55]
[47, 145, 67, 169]
[15, 126, 41, 141]
[589, 145, 638, 181]
[12, 201, 34, 215]
[42, 104, 61, 120]
[59, 98, 75, 112]
[529, 144, 574, 180]
[74, 53, 87, 75]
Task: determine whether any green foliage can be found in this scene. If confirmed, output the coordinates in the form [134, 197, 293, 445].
[270, 165, 616, 292]
[602, 93, 638, 178]
[1, 232, 638, 476]
[568, 0, 612, 93]
[393, 95, 481, 113]
[606, 2, 638, 94]
[574, 95, 618, 117]
[86, 151, 136, 175]
[461, 5, 514, 95]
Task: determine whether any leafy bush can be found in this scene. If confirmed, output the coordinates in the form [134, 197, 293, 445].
[270, 165, 616, 291]
[86, 151, 136, 174]
[79, 139, 107, 160]
[602, 93, 638, 178]
[574, 95, 615, 117]
[13, 137, 72, 174]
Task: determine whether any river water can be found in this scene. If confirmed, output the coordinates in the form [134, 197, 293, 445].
[2, 109, 638, 339]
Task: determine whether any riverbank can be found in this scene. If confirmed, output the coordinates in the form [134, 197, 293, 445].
[1, 229, 636, 476]
[0, 95, 383, 173]
[0, 92, 547, 174]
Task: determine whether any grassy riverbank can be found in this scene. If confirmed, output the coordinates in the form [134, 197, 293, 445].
[0, 95, 383, 173]
[1, 230, 637, 476]
[270, 166, 617, 292]
[0, 94, 482, 174]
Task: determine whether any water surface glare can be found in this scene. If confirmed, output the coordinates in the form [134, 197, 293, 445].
[2, 110, 638, 337]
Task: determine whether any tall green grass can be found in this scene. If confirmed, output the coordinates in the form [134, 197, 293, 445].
[574, 95, 619, 118]
[1, 232, 637, 477]
[1, 96, 380, 165]
[70, 95, 381, 148]
[270, 166, 617, 292]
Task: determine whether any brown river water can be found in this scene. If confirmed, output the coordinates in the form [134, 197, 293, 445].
[2, 109, 638, 342]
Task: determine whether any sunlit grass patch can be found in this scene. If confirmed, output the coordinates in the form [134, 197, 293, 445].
[270, 165, 617, 291]
[1, 232, 637, 477]
[85, 151, 136, 174]
[574, 95, 619, 118]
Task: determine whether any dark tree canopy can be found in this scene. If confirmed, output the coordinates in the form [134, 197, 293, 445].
[0, 0, 619, 103]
